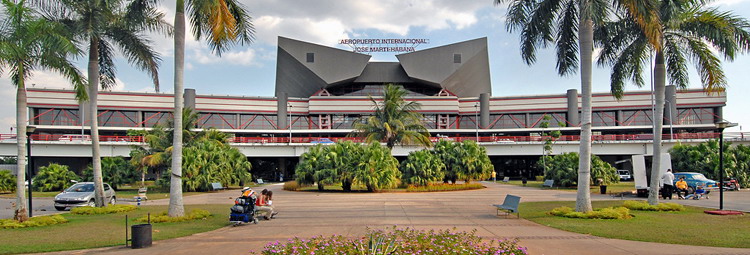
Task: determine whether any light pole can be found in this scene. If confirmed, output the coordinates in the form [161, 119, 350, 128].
[26, 125, 36, 217]
[715, 121, 737, 211]
[287, 103, 292, 144]
[474, 102, 479, 142]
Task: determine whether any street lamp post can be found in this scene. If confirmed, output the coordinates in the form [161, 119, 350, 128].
[715, 121, 737, 211]
[474, 103, 479, 142]
[26, 125, 36, 217]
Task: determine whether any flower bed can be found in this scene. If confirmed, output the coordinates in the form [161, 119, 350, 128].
[549, 206, 632, 219]
[405, 183, 484, 192]
[136, 209, 211, 223]
[0, 215, 68, 229]
[623, 201, 685, 211]
[259, 227, 527, 255]
[71, 204, 137, 215]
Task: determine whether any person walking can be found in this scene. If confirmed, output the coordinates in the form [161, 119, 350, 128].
[661, 169, 675, 200]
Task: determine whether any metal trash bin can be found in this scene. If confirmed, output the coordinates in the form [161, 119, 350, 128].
[131, 224, 152, 248]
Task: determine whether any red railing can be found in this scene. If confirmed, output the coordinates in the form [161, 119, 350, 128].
[1, 132, 744, 144]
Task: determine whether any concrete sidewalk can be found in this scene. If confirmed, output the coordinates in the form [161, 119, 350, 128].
[49, 182, 750, 255]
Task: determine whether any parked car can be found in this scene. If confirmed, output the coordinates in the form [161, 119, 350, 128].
[617, 169, 631, 181]
[311, 138, 334, 144]
[54, 182, 116, 211]
[673, 172, 718, 193]
[58, 134, 91, 142]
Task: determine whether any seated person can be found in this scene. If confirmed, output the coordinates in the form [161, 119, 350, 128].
[675, 177, 689, 199]
[266, 191, 278, 219]
[255, 189, 275, 220]
[685, 186, 707, 200]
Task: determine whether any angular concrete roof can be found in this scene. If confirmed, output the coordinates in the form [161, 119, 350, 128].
[275, 36, 490, 98]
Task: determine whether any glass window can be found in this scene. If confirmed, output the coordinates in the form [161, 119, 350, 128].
[592, 111, 616, 126]
[306, 52, 314, 63]
[197, 113, 237, 129]
[143, 112, 172, 127]
[488, 114, 526, 129]
[34, 108, 80, 126]
[529, 113, 566, 128]
[421, 115, 437, 129]
[621, 110, 653, 126]
[453, 54, 461, 63]
[99, 110, 138, 127]
[291, 116, 311, 130]
[331, 115, 357, 129]
[677, 108, 714, 125]
[240, 114, 277, 130]
[459, 115, 478, 129]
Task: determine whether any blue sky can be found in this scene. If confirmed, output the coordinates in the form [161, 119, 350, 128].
[2, 0, 750, 132]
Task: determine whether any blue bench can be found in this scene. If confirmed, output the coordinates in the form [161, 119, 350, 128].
[542, 179, 554, 188]
[502, 177, 510, 183]
[210, 182, 225, 191]
[493, 194, 521, 218]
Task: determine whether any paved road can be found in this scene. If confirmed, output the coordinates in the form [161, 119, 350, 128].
[0, 197, 58, 219]
[41, 182, 749, 255]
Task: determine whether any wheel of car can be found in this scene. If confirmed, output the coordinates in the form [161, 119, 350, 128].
[687, 186, 695, 194]
[109, 196, 116, 205]
[55, 206, 66, 211]
[88, 199, 96, 207]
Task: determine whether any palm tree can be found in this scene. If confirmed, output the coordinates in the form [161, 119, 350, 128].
[170, 0, 254, 217]
[37, 0, 170, 207]
[496, 0, 659, 212]
[596, 0, 750, 204]
[350, 84, 432, 149]
[0, 0, 85, 221]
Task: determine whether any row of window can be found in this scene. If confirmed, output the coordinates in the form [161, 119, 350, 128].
[32, 108, 718, 129]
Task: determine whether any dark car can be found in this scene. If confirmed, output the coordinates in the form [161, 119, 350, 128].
[673, 172, 717, 193]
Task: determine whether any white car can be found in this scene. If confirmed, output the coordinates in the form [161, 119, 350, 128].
[617, 170, 632, 181]
[54, 182, 116, 211]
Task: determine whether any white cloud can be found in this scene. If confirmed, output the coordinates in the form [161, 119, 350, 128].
[193, 48, 258, 66]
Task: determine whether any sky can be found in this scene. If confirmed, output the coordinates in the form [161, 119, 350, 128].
[2, 0, 750, 133]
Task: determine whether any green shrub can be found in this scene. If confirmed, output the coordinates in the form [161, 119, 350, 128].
[405, 183, 484, 192]
[535, 175, 545, 182]
[434, 140, 494, 184]
[0, 170, 15, 192]
[71, 204, 137, 215]
[548, 206, 632, 219]
[623, 201, 685, 211]
[400, 149, 445, 186]
[282, 181, 299, 191]
[540, 152, 619, 187]
[33, 163, 79, 192]
[260, 227, 527, 255]
[0, 215, 68, 229]
[137, 209, 211, 223]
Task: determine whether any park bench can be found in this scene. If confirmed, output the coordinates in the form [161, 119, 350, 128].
[542, 179, 554, 188]
[211, 182, 225, 191]
[256, 179, 264, 184]
[493, 194, 521, 218]
[502, 177, 510, 183]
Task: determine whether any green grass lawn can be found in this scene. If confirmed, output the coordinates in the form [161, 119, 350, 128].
[497, 180, 636, 194]
[520, 200, 750, 248]
[0, 204, 231, 254]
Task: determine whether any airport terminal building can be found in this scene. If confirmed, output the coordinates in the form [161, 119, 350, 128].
[17, 37, 728, 179]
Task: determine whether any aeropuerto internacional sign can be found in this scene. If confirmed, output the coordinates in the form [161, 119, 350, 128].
[339, 38, 429, 53]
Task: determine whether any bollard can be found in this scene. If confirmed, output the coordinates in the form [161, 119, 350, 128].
[137, 197, 141, 206]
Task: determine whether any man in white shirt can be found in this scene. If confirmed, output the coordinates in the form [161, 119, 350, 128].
[661, 169, 675, 200]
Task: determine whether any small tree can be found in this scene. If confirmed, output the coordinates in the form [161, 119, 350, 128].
[33, 163, 78, 192]
[295, 145, 335, 191]
[401, 149, 445, 186]
[354, 142, 401, 192]
[434, 140, 461, 184]
[458, 140, 494, 183]
[0, 170, 15, 192]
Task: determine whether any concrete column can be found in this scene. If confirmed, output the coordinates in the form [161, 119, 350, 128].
[137, 111, 143, 127]
[277, 92, 288, 129]
[479, 93, 490, 129]
[567, 89, 579, 127]
[278, 158, 287, 182]
[525, 113, 531, 128]
[616, 110, 623, 126]
[665, 85, 678, 125]
[715, 107, 723, 123]
[184, 88, 196, 109]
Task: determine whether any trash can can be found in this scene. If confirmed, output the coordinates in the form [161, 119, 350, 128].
[131, 224, 152, 249]
[600, 185, 607, 194]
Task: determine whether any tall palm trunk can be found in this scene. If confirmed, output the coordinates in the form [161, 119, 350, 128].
[89, 38, 106, 207]
[14, 68, 28, 221]
[575, 17, 594, 213]
[648, 51, 666, 205]
[168, 0, 186, 217]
